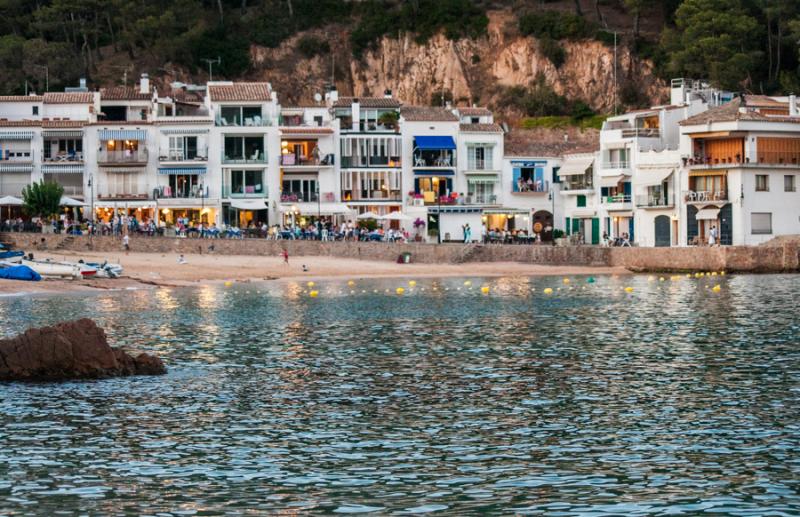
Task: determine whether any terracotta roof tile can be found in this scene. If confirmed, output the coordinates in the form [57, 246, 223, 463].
[503, 129, 599, 157]
[208, 83, 271, 102]
[681, 97, 800, 126]
[280, 127, 334, 134]
[457, 107, 492, 116]
[460, 123, 503, 133]
[0, 96, 43, 103]
[0, 120, 40, 127]
[43, 92, 94, 104]
[42, 120, 86, 128]
[333, 97, 402, 109]
[101, 86, 151, 101]
[400, 106, 458, 122]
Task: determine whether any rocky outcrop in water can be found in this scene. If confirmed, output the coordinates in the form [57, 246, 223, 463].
[0, 318, 165, 381]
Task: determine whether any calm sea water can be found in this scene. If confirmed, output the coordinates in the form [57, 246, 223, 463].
[0, 274, 799, 515]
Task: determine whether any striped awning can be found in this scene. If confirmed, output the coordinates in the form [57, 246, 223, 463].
[41, 164, 83, 174]
[161, 128, 210, 135]
[158, 167, 206, 175]
[467, 175, 500, 183]
[42, 130, 83, 138]
[98, 129, 147, 141]
[0, 163, 33, 173]
[102, 168, 144, 174]
[0, 131, 34, 140]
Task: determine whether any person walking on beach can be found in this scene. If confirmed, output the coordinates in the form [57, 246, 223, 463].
[122, 234, 130, 255]
[282, 248, 289, 265]
[463, 223, 471, 244]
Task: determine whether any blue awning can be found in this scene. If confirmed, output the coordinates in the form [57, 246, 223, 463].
[0, 131, 34, 140]
[414, 169, 454, 176]
[158, 167, 206, 175]
[98, 129, 147, 141]
[414, 136, 456, 150]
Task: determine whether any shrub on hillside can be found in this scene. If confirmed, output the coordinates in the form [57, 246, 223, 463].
[519, 10, 592, 41]
[297, 35, 330, 58]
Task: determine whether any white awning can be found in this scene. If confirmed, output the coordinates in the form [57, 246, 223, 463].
[230, 199, 267, 210]
[60, 196, 86, 207]
[695, 207, 720, 220]
[0, 195, 23, 206]
[570, 209, 596, 218]
[639, 167, 674, 186]
[609, 211, 633, 217]
[558, 156, 594, 176]
[599, 175, 625, 187]
[280, 202, 353, 215]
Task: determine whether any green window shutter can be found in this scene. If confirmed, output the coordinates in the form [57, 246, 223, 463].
[577, 195, 586, 207]
[565, 217, 571, 235]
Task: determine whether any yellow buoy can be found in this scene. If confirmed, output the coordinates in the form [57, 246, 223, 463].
[543, 287, 554, 295]
[307, 281, 315, 287]
[659, 277, 665, 282]
[648, 276, 655, 282]
[720, 271, 726, 276]
[396, 287, 405, 295]
[481, 286, 490, 294]
[711, 272, 717, 276]
[464, 280, 472, 286]
[624, 286, 634, 293]
[712, 284, 721, 292]
[563, 278, 570, 284]
[347, 280, 355, 286]
[224, 281, 233, 287]
[309, 290, 319, 298]
[408, 280, 417, 287]
[686, 274, 691, 278]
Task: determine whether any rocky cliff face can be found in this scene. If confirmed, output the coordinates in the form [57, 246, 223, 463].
[250, 11, 667, 113]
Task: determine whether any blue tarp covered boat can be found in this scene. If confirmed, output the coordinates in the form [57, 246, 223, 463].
[0, 265, 41, 281]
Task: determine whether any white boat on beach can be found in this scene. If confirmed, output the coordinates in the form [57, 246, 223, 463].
[83, 261, 123, 278]
[22, 259, 95, 279]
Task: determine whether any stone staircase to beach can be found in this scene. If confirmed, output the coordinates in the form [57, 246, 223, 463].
[451, 245, 486, 264]
[54, 235, 75, 251]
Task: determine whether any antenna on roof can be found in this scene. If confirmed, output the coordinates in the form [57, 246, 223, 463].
[202, 57, 221, 82]
[110, 65, 133, 87]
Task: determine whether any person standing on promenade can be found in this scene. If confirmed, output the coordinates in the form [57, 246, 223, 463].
[282, 248, 289, 265]
[122, 234, 130, 255]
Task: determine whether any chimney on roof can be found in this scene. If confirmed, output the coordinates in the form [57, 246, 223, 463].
[445, 101, 452, 110]
[790, 94, 798, 117]
[79, 78, 87, 90]
[351, 98, 360, 129]
[384, 89, 392, 99]
[139, 73, 150, 94]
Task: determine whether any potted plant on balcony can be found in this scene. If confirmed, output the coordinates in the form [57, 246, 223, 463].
[378, 111, 399, 131]
[413, 217, 425, 241]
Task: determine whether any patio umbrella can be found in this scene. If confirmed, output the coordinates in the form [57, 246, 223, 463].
[356, 211, 379, 220]
[379, 212, 412, 221]
[0, 196, 23, 221]
[60, 196, 87, 207]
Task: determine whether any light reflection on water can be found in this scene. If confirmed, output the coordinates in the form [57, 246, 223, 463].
[0, 274, 799, 515]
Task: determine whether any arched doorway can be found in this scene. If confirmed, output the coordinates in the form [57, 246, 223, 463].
[532, 210, 554, 241]
[654, 215, 671, 247]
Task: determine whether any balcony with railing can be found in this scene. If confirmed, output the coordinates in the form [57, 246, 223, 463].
[683, 190, 729, 204]
[635, 193, 675, 208]
[340, 155, 401, 168]
[158, 147, 209, 163]
[601, 193, 632, 210]
[222, 150, 267, 165]
[466, 193, 498, 205]
[621, 127, 660, 138]
[280, 191, 318, 203]
[600, 160, 630, 170]
[97, 148, 149, 165]
[215, 106, 271, 127]
[341, 189, 402, 202]
[560, 179, 594, 192]
[155, 184, 209, 199]
[41, 151, 83, 163]
[223, 184, 267, 198]
[280, 154, 334, 167]
[512, 179, 549, 194]
[412, 150, 456, 169]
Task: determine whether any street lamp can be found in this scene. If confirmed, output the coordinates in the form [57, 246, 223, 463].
[88, 173, 94, 241]
[316, 182, 321, 240]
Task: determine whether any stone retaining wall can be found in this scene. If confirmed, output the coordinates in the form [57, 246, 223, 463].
[2, 233, 798, 272]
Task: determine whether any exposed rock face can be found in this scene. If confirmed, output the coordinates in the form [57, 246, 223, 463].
[250, 11, 666, 114]
[0, 318, 166, 381]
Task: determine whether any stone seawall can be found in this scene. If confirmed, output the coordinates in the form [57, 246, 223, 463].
[2, 233, 798, 272]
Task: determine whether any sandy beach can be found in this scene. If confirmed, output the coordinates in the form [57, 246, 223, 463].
[0, 250, 629, 296]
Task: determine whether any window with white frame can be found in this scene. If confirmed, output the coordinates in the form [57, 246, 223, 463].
[468, 145, 493, 170]
[751, 212, 772, 234]
[168, 136, 198, 160]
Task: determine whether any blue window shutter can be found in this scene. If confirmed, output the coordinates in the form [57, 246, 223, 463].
[623, 182, 631, 196]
